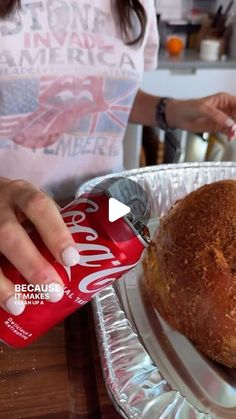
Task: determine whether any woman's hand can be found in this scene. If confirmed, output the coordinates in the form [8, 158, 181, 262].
[166, 92, 236, 138]
[0, 177, 80, 316]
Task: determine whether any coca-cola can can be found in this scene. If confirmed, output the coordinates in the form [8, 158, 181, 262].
[0, 191, 150, 347]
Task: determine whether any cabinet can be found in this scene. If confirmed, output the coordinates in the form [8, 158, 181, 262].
[142, 68, 236, 99]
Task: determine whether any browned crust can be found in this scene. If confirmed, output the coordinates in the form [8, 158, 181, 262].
[144, 180, 236, 368]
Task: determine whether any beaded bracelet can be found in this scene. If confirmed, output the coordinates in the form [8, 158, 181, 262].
[155, 97, 173, 131]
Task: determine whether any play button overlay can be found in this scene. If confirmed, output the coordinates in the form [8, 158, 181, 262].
[83, 176, 151, 243]
[109, 197, 130, 222]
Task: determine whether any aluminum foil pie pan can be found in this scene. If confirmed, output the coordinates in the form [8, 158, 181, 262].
[78, 162, 236, 419]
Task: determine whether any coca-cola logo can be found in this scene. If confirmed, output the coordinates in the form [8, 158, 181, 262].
[61, 197, 137, 294]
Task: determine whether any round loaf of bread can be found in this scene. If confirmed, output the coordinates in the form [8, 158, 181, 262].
[144, 180, 236, 368]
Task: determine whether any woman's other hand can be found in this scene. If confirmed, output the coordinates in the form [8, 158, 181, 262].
[166, 92, 236, 139]
[0, 178, 80, 316]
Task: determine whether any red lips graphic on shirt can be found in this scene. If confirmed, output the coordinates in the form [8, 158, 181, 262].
[13, 76, 108, 148]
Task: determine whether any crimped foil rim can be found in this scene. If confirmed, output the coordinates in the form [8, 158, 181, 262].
[78, 162, 236, 194]
[92, 286, 211, 419]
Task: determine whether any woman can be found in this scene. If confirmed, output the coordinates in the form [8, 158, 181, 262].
[0, 0, 236, 315]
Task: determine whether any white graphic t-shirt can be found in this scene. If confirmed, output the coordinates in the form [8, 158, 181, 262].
[0, 0, 159, 198]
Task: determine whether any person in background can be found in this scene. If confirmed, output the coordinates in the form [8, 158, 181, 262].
[0, 0, 236, 315]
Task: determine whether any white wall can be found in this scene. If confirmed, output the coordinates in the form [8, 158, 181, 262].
[216, 0, 236, 13]
[193, 0, 236, 15]
[193, 1, 216, 13]
[155, 0, 236, 19]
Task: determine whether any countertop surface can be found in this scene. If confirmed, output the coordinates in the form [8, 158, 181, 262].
[158, 48, 236, 70]
[0, 304, 121, 419]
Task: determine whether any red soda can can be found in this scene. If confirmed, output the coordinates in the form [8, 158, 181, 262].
[0, 191, 150, 348]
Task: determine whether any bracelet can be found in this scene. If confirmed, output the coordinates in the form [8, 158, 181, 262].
[155, 97, 173, 131]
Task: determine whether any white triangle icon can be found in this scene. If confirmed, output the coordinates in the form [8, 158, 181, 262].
[108, 197, 131, 222]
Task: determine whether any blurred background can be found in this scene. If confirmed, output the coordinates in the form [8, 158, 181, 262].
[124, 0, 236, 169]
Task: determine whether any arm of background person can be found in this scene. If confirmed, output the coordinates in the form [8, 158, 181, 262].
[129, 89, 236, 139]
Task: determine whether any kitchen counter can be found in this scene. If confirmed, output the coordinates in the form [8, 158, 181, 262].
[158, 48, 236, 70]
[0, 304, 121, 419]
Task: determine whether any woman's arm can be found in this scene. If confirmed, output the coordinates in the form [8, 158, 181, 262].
[129, 90, 158, 126]
[129, 89, 236, 139]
